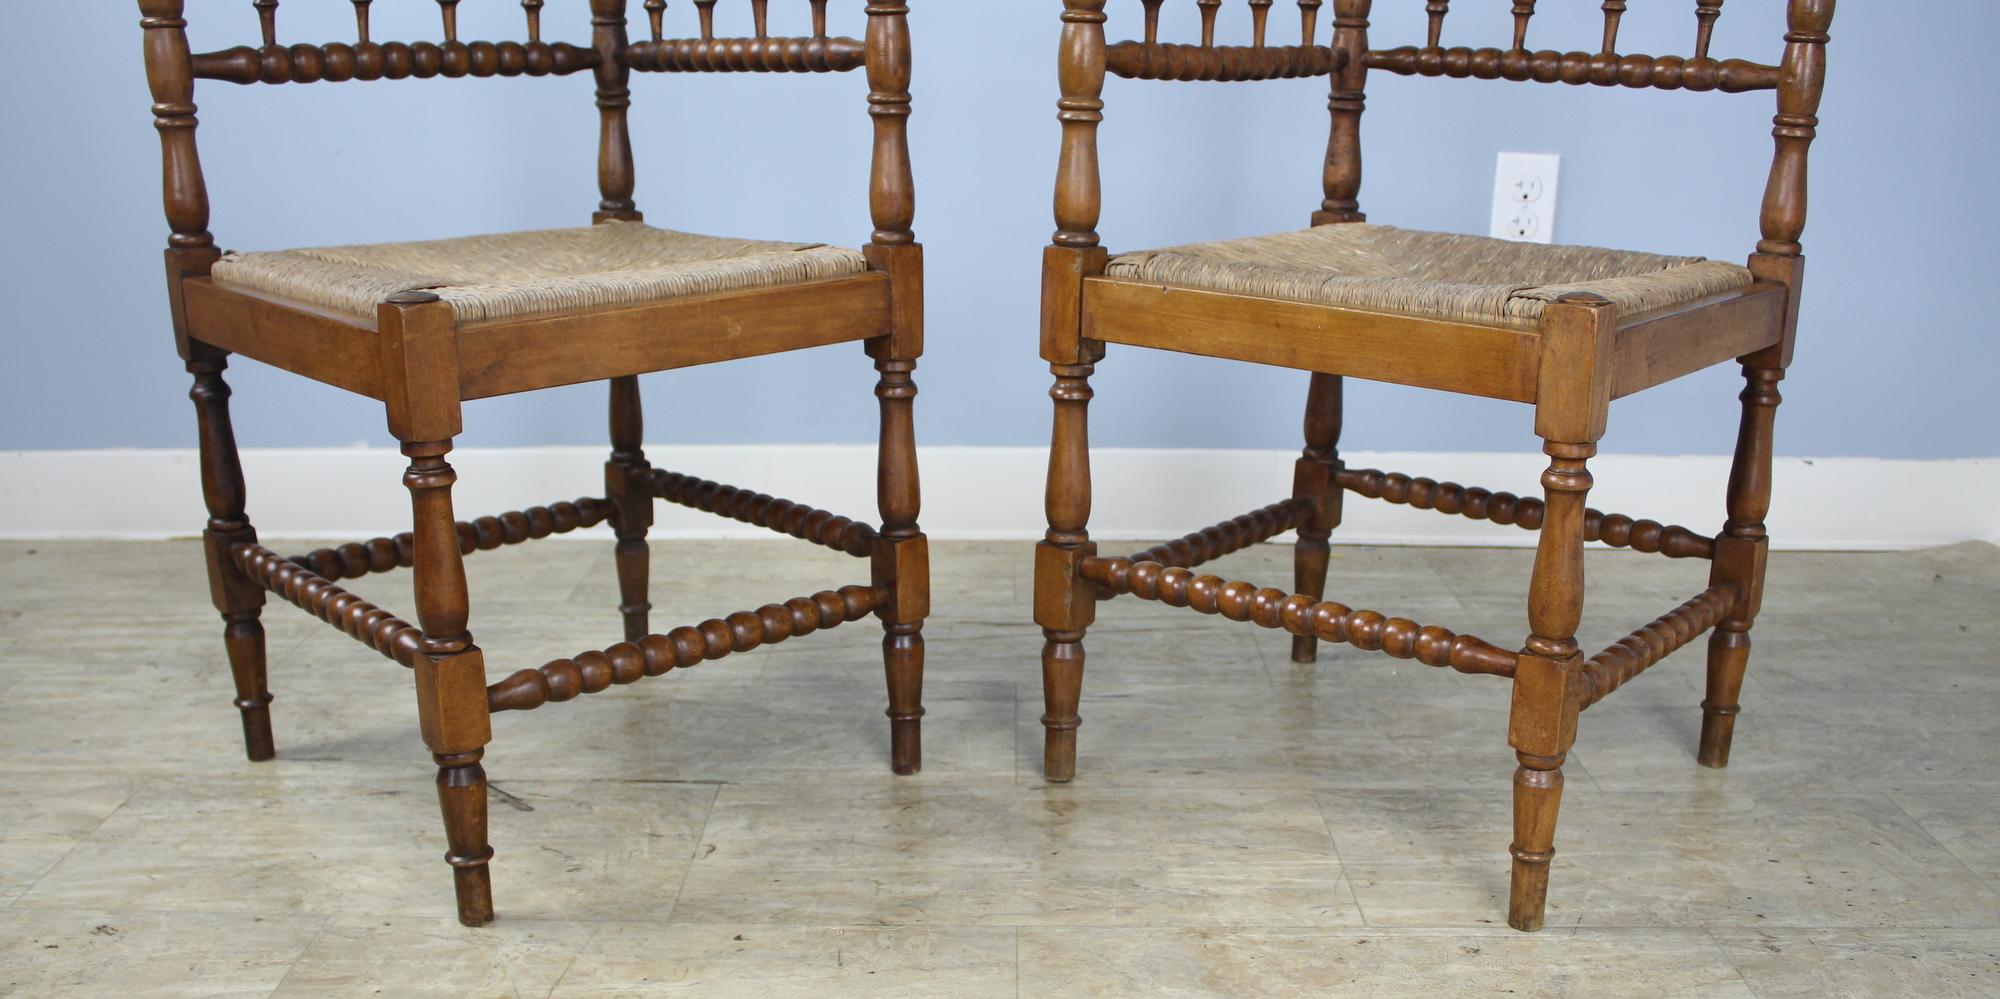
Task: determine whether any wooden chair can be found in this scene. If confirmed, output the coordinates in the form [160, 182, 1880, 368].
[1036, 0, 1833, 931]
[136, 0, 926, 926]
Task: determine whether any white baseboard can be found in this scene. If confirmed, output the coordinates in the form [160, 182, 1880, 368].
[2, 446, 1994, 549]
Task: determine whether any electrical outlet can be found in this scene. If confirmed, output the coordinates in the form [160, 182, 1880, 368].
[1490, 152, 1560, 244]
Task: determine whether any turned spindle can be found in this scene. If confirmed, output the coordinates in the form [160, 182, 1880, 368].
[1251, 0, 1273, 47]
[1600, 0, 1625, 55]
[1315, 0, 1370, 224]
[1298, 0, 1321, 43]
[695, 0, 717, 40]
[1510, 1, 1536, 52]
[1039, 362, 1097, 783]
[607, 376, 652, 642]
[1701, 365, 1782, 767]
[1140, 0, 1165, 45]
[752, 0, 769, 39]
[439, 0, 460, 44]
[1425, 0, 1448, 49]
[1507, 439, 1593, 932]
[644, 0, 667, 42]
[1054, 0, 1108, 248]
[352, 0, 371, 44]
[254, 0, 278, 47]
[875, 358, 925, 773]
[811, 0, 829, 39]
[1757, 0, 1832, 256]
[1695, 0, 1724, 61]
[865, 1, 914, 246]
[523, 0, 544, 43]
[1198, 0, 1221, 48]
[591, 0, 639, 220]
[1290, 373, 1343, 662]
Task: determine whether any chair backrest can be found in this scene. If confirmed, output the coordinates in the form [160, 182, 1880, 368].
[136, 0, 913, 265]
[1054, 0, 1834, 260]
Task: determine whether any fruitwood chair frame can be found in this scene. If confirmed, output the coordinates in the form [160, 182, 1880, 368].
[137, 0, 925, 926]
[1036, 0, 1833, 931]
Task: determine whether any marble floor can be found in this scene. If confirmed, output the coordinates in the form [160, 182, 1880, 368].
[2, 537, 1997, 997]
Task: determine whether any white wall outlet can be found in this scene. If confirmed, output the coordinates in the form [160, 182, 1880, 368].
[1490, 152, 1561, 244]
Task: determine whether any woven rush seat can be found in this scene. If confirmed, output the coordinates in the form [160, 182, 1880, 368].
[1105, 224, 1754, 327]
[209, 221, 871, 323]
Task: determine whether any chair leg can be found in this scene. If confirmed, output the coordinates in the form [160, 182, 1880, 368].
[401, 438, 496, 927]
[606, 375, 653, 643]
[1290, 373, 1343, 663]
[188, 356, 274, 762]
[875, 358, 927, 775]
[1507, 440, 1592, 931]
[1700, 364, 1783, 768]
[1037, 362, 1096, 783]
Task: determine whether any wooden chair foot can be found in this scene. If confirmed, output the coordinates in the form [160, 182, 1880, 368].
[1699, 626, 1751, 768]
[884, 622, 925, 775]
[1289, 636, 1319, 664]
[1507, 752, 1566, 931]
[1041, 630, 1085, 782]
[435, 749, 495, 927]
[222, 610, 274, 761]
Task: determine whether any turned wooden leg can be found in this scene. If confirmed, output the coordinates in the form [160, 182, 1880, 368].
[188, 355, 274, 761]
[1290, 373, 1343, 663]
[1701, 364, 1782, 768]
[402, 439, 495, 926]
[1037, 362, 1096, 783]
[1509, 748, 1567, 931]
[434, 746, 492, 925]
[606, 375, 653, 643]
[1507, 440, 1593, 931]
[883, 623, 925, 774]
[1040, 630, 1086, 782]
[874, 358, 928, 775]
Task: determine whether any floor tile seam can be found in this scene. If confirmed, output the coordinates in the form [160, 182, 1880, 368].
[9, 779, 143, 908]
[260, 912, 335, 999]
[665, 783, 726, 921]
[1884, 791, 2000, 901]
[1309, 789, 1371, 929]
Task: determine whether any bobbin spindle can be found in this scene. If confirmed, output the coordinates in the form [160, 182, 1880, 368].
[1199, 0, 1221, 48]
[522, 0, 544, 43]
[695, 0, 717, 40]
[1695, 0, 1724, 61]
[1425, 0, 1448, 49]
[752, 0, 769, 39]
[1510, 1, 1535, 52]
[1298, 0, 1321, 44]
[439, 0, 460, 44]
[254, 0, 279, 47]
[811, 0, 829, 39]
[1142, 0, 1165, 45]
[352, 0, 371, 44]
[1600, 1, 1625, 55]
[642, 0, 666, 42]
[1251, 0, 1273, 47]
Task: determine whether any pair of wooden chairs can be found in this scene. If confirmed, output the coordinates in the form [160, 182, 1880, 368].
[138, 1, 1833, 932]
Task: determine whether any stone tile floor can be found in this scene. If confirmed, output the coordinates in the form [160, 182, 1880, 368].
[1, 538, 1996, 997]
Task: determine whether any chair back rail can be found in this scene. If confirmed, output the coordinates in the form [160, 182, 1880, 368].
[1053, 1, 1833, 259]
[138, 1, 914, 269]
[626, 0, 867, 72]
[1110, 0, 1340, 82]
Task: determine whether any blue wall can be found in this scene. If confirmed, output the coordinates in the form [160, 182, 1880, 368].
[4, 2, 1994, 458]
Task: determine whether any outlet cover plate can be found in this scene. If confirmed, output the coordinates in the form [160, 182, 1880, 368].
[1490, 151, 1561, 244]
